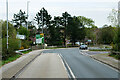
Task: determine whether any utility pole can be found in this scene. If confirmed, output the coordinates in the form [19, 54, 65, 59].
[42, 8, 43, 33]
[6, 0, 9, 50]
[65, 19, 67, 48]
[118, 1, 120, 27]
[27, 1, 30, 30]
[41, 8, 44, 49]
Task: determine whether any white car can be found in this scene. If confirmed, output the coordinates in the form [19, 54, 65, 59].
[79, 44, 88, 49]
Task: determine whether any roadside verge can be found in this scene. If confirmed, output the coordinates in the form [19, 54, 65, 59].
[1, 50, 43, 78]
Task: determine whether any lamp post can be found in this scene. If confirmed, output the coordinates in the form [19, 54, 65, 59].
[41, 8, 45, 49]
[118, 1, 120, 27]
[6, 0, 9, 50]
[27, 1, 30, 30]
[42, 8, 43, 33]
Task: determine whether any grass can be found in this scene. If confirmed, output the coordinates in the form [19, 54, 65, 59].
[109, 53, 120, 60]
[89, 49, 111, 51]
[21, 49, 32, 54]
[46, 46, 79, 49]
[46, 47, 65, 49]
[0, 49, 32, 67]
[1, 54, 21, 67]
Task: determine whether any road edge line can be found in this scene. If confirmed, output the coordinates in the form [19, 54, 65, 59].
[57, 54, 70, 78]
[59, 54, 76, 79]
[79, 49, 120, 73]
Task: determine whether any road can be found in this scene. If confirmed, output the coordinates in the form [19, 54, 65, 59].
[16, 48, 119, 79]
[43, 48, 119, 78]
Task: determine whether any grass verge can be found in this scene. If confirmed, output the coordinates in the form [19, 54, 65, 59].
[109, 53, 120, 60]
[21, 49, 32, 54]
[1, 54, 21, 67]
[89, 49, 111, 51]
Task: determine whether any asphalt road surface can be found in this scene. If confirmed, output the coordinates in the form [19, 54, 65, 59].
[15, 48, 119, 79]
[43, 48, 119, 79]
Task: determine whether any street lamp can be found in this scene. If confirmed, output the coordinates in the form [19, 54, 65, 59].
[6, 0, 9, 50]
[42, 8, 43, 33]
[41, 8, 45, 49]
[27, 1, 30, 30]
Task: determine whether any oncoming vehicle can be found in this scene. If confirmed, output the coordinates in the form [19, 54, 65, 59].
[79, 44, 88, 49]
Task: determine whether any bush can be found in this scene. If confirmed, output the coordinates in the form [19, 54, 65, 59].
[21, 40, 31, 49]
[113, 43, 120, 51]
[2, 21, 21, 60]
[20, 46, 24, 50]
[109, 52, 120, 60]
[2, 38, 20, 60]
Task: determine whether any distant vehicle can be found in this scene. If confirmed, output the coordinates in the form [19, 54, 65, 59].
[79, 44, 88, 49]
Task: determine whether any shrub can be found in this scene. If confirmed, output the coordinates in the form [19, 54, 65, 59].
[21, 40, 31, 49]
[2, 21, 21, 60]
[2, 38, 20, 60]
[20, 46, 24, 50]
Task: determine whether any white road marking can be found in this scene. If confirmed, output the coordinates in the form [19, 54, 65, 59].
[78, 49, 120, 73]
[59, 54, 76, 79]
[79, 49, 91, 56]
[92, 57, 120, 73]
[57, 54, 70, 78]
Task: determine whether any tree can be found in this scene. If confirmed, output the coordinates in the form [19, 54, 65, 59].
[85, 27, 98, 44]
[77, 16, 97, 44]
[108, 9, 120, 51]
[34, 7, 52, 33]
[17, 26, 30, 40]
[78, 16, 95, 27]
[67, 16, 82, 45]
[108, 9, 118, 27]
[97, 25, 116, 44]
[61, 12, 71, 46]
[35, 8, 52, 44]
[47, 17, 63, 45]
[12, 10, 27, 29]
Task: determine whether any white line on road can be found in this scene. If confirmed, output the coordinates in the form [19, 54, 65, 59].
[57, 54, 70, 78]
[79, 49, 91, 56]
[78, 49, 120, 73]
[59, 54, 76, 79]
[91, 57, 120, 73]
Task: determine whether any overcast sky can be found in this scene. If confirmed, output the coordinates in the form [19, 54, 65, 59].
[0, 0, 119, 27]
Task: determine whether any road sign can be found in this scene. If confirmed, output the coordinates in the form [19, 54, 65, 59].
[40, 33, 44, 37]
[36, 34, 41, 44]
[16, 34, 26, 40]
[36, 34, 44, 44]
[40, 33, 44, 43]
[88, 40, 92, 42]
